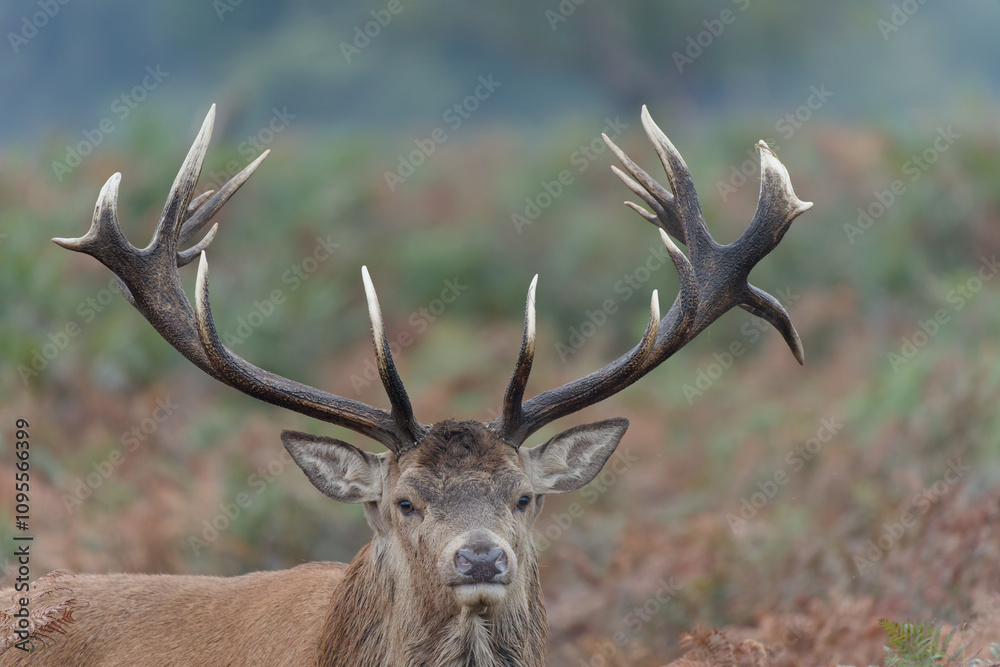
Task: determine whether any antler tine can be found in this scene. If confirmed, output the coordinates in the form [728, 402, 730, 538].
[187, 190, 215, 217]
[54, 105, 420, 454]
[495, 275, 538, 438]
[148, 104, 216, 257]
[637, 105, 714, 256]
[53, 172, 138, 256]
[177, 223, 219, 268]
[362, 266, 427, 448]
[495, 108, 811, 446]
[737, 141, 814, 269]
[177, 149, 270, 262]
[657, 228, 698, 318]
[603, 137, 684, 242]
[740, 283, 804, 365]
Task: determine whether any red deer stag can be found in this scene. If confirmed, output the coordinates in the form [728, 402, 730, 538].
[4, 105, 811, 666]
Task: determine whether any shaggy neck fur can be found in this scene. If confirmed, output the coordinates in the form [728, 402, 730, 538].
[316, 541, 548, 666]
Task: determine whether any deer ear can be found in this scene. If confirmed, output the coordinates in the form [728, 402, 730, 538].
[281, 430, 385, 503]
[520, 418, 628, 494]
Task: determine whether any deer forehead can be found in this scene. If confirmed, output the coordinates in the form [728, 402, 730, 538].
[391, 420, 528, 502]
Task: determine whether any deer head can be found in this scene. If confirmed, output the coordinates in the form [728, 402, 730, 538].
[283, 417, 625, 619]
[53, 104, 810, 661]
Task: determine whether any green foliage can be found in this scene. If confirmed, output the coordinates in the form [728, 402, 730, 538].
[880, 619, 967, 667]
[965, 643, 1000, 667]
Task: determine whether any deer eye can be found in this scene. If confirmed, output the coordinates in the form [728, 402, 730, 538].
[516, 495, 531, 512]
[398, 500, 415, 515]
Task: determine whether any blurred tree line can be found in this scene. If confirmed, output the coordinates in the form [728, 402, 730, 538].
[5, 0, 999, 148]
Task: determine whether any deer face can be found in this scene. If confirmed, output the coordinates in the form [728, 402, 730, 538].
[282, 418, 627, 611]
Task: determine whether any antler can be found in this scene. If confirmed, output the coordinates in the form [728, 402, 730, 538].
[53, 105, 427, 454]
[491, 106, 812, 446]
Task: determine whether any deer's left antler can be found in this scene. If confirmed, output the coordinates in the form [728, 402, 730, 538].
[491, 106, 812, 446]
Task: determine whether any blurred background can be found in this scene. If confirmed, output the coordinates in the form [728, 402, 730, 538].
[2, 1, 1000, 664]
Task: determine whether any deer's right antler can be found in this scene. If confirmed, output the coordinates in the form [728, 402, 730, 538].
[491, 106, 812, 447]
[54, 105, 427, 454]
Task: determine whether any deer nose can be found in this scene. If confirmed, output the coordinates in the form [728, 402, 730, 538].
[454, 545, 508, 583]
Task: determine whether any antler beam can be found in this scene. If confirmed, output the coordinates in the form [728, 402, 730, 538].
[491, 106, 812, 446]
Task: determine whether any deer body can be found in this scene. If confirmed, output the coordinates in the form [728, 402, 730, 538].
[3, 564, 345, 666]
[3, 105, 811, 665]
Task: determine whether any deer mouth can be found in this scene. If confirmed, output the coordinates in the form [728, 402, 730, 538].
[451, 581, 507, 589]
[451, 582, 509, 608]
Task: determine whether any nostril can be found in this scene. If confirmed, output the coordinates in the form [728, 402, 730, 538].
[455, 551, 474, 575]
[454, 546, 508, 583]
[489, 547, 507, 574]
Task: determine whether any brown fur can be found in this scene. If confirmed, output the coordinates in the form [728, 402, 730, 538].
[1, 563, 346, 666]
[0, 571, 84, 657]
